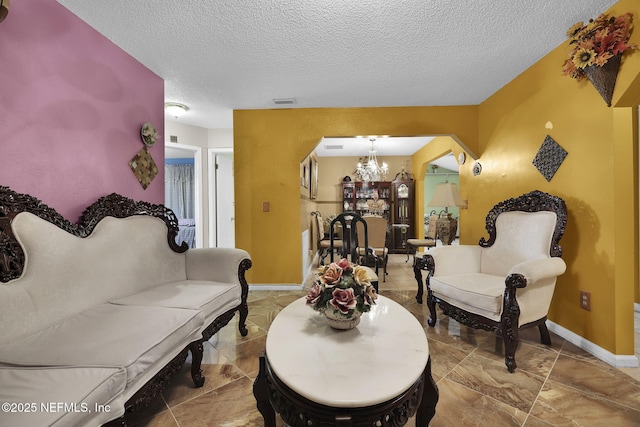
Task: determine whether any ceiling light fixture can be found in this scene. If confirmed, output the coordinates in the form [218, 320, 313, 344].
[354, 138, 388, 182]
[164, 102, 189, 118]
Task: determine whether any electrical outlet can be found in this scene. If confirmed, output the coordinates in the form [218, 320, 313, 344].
[580, 290, 591, 311]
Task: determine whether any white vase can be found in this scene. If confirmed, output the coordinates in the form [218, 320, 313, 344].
[323, 309, 361, 330]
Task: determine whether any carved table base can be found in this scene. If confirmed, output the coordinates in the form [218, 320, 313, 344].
[253, 354, 438, 426]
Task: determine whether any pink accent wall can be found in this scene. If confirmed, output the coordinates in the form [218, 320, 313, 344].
[0, 0, 165, 221]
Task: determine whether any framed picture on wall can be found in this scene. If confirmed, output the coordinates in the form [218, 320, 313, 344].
[301, 161, 309, 189]
[310, 157, 318, 199]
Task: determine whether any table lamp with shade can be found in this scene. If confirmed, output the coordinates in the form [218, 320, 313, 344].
[427, 181, 467, 245]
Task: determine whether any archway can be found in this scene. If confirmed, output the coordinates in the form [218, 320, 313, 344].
[302, 135, 476, 274]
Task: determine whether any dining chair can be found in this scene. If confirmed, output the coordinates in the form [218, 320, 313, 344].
[407, 213, 438, 262]
[311, 211, 341, 266]
[328, 212, 379, 291]
[356, 215, 389, 282]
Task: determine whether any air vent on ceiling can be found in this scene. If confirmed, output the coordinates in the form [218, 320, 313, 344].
[273, 98, 297, 105]
[324, 145, 343, 150]
[170, 135, 178, 143]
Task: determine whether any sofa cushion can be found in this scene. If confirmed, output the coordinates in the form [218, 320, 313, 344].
[110, 280, 241, 323]
[1, 213, 188, 345]
[0, 365, 126, 427]
[430, 273, 505, 321]
[0, 304, 203, 384]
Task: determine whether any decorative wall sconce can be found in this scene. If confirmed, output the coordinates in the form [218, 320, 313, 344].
[0, 0, 10, 23]
[472, 161, 482, 176]
[140, 122, 158, 146]
[164, 102, 189, 118]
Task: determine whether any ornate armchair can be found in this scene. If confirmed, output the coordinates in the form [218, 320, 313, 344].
[414, 191, 567, 372]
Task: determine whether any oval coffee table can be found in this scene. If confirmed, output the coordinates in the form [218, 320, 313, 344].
[253, 295, 439, 426]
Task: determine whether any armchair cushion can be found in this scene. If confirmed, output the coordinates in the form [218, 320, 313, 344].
[429, 245, 482, 276]
[430, 257, 567, 323]
[430, 273, 505, 321]
[480, 211, 557, 277]
[509, 257, 567, 284]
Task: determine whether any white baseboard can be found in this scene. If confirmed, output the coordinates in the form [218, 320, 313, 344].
[547, 321, 639, 368]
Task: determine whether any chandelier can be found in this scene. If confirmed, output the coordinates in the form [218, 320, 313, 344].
[354, 138, 388, 182]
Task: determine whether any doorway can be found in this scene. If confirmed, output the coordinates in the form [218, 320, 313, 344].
[164, 143, 203, 248]
[423, 153, 461, 242]
[208, 149, 235, 248]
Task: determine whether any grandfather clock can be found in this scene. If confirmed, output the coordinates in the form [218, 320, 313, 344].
[390, 171, 414, 253]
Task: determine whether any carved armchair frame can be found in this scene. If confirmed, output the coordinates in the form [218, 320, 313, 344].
[414, 190, 567, 372]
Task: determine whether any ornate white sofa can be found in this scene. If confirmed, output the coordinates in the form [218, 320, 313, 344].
[0, 187, 252, 426]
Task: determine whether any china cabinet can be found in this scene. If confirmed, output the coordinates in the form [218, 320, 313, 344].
[341, 182, 391, 221]
[341, 179, 414, 253]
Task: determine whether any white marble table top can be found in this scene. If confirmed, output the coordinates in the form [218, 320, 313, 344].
[265, 295, 429, 408]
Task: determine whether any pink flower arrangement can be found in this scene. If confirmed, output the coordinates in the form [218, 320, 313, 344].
[305, 258, 377, 319]
[562, 12, 637, 81]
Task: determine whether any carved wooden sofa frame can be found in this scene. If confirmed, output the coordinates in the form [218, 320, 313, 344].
[0, 187, 251, 424]
[414, 190, 567, 373]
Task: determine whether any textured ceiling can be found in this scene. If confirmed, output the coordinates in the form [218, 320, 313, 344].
[57, 1, 617, 130]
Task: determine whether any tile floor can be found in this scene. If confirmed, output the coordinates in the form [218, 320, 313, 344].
[125, 254, 640, 426]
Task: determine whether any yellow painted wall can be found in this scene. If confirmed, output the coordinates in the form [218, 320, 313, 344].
[234, 107, 478, 284]
[234, 0, 639, 356]
[473, 0, 640, 355]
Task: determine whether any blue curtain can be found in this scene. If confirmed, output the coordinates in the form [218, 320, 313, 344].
[165, 163, 194, 219]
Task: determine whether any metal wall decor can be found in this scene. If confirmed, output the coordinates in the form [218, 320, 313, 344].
[129, 147, 158, 189]
[533, 135, 568, 182]
[472, 161, 482, 176]
[130, 122, 159, 189]
[140, 122, 158, 146]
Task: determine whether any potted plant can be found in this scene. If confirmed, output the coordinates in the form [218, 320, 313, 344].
[305, 259, 377, 329]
